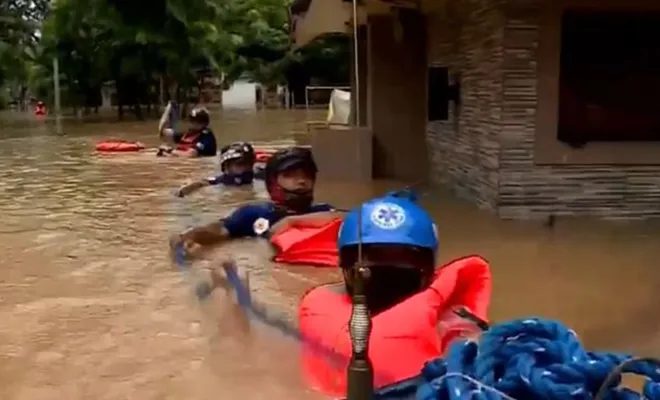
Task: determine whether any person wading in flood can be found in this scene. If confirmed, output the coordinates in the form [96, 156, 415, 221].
[170, 146, 342, 255]
[158, 106, 217, 157]
[211, 193, 491, 397]
[296, 194, 491, 396]
[176, 142, 265, 197]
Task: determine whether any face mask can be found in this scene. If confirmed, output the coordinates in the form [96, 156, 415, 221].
[281, 188, 313, 212]
[345, 265, 426, 315]
[219, 171, 254, 186]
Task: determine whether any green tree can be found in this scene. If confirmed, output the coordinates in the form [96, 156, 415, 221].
[8, 0, 347, 116]
[0, 0, 50, 108]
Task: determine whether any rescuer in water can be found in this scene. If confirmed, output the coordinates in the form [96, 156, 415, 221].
[206, 192, 491, 397]
[297, 193, 491, 396]
[175, 141, 265, 197]
[158, 106, 217, 157]
[169, 146, 341, 254]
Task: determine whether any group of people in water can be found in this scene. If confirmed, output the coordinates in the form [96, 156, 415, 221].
[165, 106, 491, 396]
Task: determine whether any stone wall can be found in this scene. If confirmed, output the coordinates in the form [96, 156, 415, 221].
[499, 0, 660, 219]
[426, 0, 660, 219]
[426, 0, 505, 211]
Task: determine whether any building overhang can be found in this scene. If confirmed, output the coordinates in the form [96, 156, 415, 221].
[289, 0, 353, 47]
[289, 0, 422, 48]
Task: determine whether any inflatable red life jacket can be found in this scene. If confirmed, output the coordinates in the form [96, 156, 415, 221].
[176, 130, 201, 151]
[298, 255, 492, 397]
[271, 218, 341, 267]
[95, 140, 145, 152]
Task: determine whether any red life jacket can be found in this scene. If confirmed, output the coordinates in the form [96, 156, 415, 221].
[176, 130, 201, 151]
[298, 255, 492, 397]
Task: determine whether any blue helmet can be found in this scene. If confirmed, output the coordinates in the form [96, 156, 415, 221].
[337, 194, 438, 252]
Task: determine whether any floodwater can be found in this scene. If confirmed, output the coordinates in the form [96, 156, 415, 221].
[1, 94, 660, 399]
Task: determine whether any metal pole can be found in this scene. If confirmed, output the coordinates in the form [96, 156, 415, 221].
[53, 57, 62, 134]
[305, 86, 309, 110]
[346, 203, 374, 400]
[352, 0, 361, 126]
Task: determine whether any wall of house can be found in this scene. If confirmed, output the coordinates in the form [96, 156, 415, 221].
[425, 0, 504, 211]
[426, 0, 660, 219]
[498, 0, 660, 219]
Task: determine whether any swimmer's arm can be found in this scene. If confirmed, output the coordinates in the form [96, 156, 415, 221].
[170, 205, 257, 252]
[170, 221, 231, 253]
[176, 179, 212, 197]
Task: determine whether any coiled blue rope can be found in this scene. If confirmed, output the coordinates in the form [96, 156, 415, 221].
[414, 318, 660, 400]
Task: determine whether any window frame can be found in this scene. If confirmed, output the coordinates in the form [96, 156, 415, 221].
[534, 0, 660, 165]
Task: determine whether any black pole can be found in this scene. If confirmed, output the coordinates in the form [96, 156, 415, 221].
[346, 266, 374, 399]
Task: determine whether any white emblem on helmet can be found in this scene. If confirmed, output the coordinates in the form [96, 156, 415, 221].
[432, 223, 438, 241]
[370, 203, 405, 230]
[253, 217, 270, 235]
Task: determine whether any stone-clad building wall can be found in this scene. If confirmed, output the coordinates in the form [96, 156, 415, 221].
[426, 0, 660, 219]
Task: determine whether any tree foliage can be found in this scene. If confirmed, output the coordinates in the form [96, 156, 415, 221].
[0, 0, 349, 114]
[0, 0, 50, 106]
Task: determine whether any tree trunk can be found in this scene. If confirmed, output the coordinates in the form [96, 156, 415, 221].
[117, 88, 124, 120]
[133, 103, 142, 120]
[19, 86, 28, 111]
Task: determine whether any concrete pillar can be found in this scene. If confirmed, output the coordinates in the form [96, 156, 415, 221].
[367, 10, 429, 181]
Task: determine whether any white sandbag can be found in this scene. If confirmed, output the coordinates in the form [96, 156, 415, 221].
[327, 89, 351, 125]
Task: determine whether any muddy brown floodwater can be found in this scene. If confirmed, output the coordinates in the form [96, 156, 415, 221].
[1, 105, 660, 400]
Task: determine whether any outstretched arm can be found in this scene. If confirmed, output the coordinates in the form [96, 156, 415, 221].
[169, 221, 231, 256]
[169, 205, 256, 256]
[176, 178, 216, 197]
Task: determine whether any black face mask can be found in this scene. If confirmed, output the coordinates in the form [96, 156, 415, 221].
[345, 266, 427, 315]
[281, 188, 313, 212]
[219, 171, 254, 186]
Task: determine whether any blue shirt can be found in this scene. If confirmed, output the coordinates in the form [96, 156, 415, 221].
[223, 202, 335, 238]
[173, 128, 217, 157]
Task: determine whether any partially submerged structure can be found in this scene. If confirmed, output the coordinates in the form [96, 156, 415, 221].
[291, 0, 660, 219]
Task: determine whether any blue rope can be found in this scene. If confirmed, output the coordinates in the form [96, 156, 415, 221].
[171, 192, 325, 339]
[171, 187, 350, 357]
[173, 194, 213, 300]
[414, 318, 660, 400]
